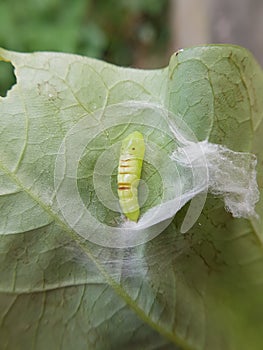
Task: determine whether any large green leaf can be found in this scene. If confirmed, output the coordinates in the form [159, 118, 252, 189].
[0, 45, 263, 350]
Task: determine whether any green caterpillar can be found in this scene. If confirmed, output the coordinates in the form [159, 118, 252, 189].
[117, 131, 145, 222]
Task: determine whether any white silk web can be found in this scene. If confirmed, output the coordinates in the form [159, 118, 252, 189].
[54, 101, 259, 248]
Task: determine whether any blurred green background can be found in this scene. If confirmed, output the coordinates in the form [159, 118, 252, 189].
[0, 0, 170, 96]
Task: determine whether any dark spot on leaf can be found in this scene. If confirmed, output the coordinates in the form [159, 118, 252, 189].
[37, 81, 59, 101]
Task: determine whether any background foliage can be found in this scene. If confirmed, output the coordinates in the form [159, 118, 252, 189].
[0, 0, 170, 97]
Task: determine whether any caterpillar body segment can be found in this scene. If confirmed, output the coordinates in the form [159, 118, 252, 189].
[117, 131, 145, 222]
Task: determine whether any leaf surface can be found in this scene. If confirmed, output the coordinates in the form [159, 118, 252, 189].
[0, 45, 263, 350]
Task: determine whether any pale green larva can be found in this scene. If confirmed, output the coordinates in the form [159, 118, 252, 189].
[117, 131, 145, 222]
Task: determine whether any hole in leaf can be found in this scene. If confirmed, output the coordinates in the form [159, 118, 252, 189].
[0, 60, 16, 97]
